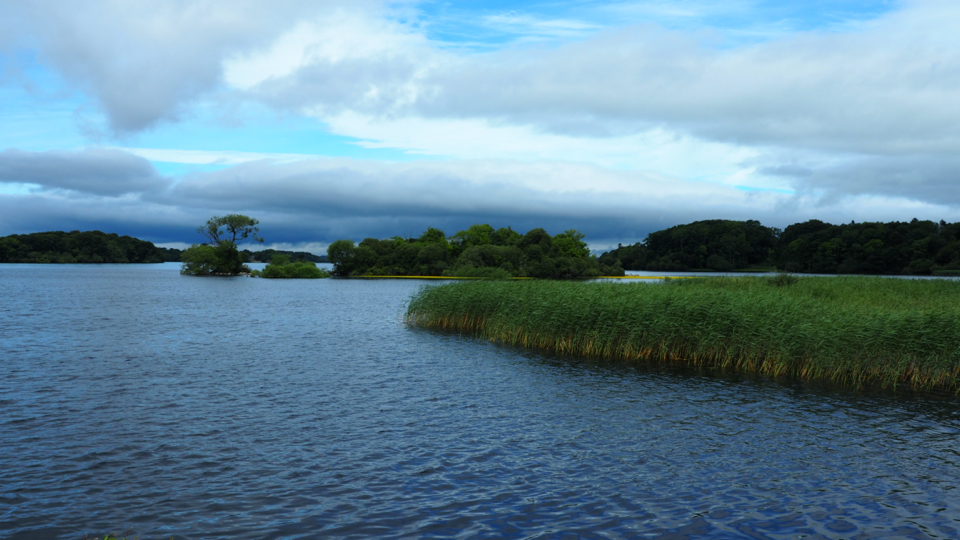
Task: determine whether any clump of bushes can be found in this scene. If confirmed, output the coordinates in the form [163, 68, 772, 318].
[180, 242, 251, 276]
[252, 254, 330, 279]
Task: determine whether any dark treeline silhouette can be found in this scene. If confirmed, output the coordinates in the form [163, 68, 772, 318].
[0, 231, 328, 266]
[599, 220, 778, 272]
[327, 224, 624, 278]
[0, 230, 166, 263]
[8, 219, 960, 276]
[159, 247, 327, 264]
[599, 218, 960, 275]
[245, 249, 327, 263]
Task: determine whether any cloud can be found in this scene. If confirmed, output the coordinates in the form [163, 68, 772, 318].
[0, 1, 382, 132]
[0, 147, 166, 195]
[417, 4, 960, 155]
[213, 0, 960, 159]
[3, 148, 959, 251]
[7, 0, 960, 159]
[4, 0, 960, 245]
[7, 1, 960, 157]
[784, 154, 960, 206]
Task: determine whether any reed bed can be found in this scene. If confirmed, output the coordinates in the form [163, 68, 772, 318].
[404, 276, 960, 392]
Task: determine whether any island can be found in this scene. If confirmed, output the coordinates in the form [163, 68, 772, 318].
[326, 224, 624, 279]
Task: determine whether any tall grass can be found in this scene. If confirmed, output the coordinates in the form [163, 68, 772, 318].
[405, 277, 960, 392]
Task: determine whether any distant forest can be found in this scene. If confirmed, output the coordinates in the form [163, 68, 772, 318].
[598, 219, 960, 275]
[5, 219, 960, 276]
[327, 225, 623, 278]
[0, 231, 169, 263]
[0, 231, 328, 265]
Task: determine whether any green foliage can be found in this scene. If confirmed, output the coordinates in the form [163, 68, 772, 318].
[181, 215, 263, 276]
[600, 219, 778, 272]
[256, 254, 330, 278]
[406, 277, 960, 392]
[327, 225, 621, 279]
[180, 242, 249, 275]
[600, 218, 960, 276]
[768, 272, 799, 287]
[156, 246, 183, 262]
[777, 218, 960, 275]
[327, 239, 357, 275]
[442, 265, 513, 280]
[180, 244, 219, 275]
[198, 214, 263, 246]
[243, 248, 326, 263]
[0, 230, 165, 263]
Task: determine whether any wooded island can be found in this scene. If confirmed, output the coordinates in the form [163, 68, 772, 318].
[327, 225, 623, 278]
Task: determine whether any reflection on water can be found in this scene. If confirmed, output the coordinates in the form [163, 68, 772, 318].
[1, 263, 959, 539]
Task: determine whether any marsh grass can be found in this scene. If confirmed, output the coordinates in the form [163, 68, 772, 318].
[405, 276, 960, 392]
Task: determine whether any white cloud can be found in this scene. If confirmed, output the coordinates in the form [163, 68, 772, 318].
[322, 110, 772, 187]
[480, 12, 602, 40]
[223, 8, 432, 91]
[121, 147, 321, 166]
[0, 1, 377, 131]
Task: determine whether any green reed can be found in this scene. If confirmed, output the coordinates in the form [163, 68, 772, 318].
[405, 276, 960, 392]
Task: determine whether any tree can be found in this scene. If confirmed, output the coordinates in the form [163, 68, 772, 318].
[180, 244, 221, 275]
[181, 214, 261, 275]
[198, 215, 263, 246]
[254, 254, 330, 279]
[327, 239, 357, 276]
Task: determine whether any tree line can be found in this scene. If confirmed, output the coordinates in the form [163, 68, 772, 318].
[598, 218, 960, 275]
[161, 246, 328, 264]
[0, 230, 167, 264]
[8, 217, 960, 277]
[0, 230, 327, 266]
[327, 224, 624, 278]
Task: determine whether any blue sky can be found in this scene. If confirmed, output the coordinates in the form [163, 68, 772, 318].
[2, 0, 958, 253]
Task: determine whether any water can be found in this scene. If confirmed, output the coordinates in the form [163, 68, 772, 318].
[2, 263, 959, 539]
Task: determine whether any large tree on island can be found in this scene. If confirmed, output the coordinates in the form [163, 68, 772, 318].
[181, 214, 263, 276]
[198, 214, 264, 246]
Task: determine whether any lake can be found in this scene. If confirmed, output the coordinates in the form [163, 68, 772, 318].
[2, 263, 959, 539]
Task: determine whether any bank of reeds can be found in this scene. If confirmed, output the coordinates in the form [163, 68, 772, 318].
[405, 276, 960, 392]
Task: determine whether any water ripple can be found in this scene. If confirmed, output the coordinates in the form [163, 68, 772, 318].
[1, 264, 959, 539]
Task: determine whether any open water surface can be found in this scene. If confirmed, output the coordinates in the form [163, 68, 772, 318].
[2, 263, 959, 539]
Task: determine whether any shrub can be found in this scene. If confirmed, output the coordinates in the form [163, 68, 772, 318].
[257, 256, 330, 279]
[180, 242, 249, 276]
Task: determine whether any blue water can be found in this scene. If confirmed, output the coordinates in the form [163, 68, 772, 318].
[1, 263, 959, 539]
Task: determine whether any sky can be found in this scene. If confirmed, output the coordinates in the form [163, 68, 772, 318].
[1, 0, 959, 253]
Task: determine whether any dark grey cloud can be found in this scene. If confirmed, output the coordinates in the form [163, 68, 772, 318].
[787, 155, 960, 207]
[0, 148, 166, 195]
[0, 192, 198, 243]
[3, 150, 959, 252]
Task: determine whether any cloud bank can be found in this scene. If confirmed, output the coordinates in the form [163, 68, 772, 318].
[2, 148, 958, 252]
